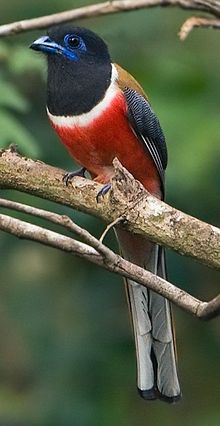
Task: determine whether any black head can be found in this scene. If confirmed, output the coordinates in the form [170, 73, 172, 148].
[31, 25, 111, 65]
[30, 25, 112, 116]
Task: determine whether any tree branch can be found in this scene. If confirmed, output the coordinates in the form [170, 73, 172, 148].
[179, 15, 220, 39]
[0, 0, 220, 40]
[0, 147, 220, 271]
[0, 197, 122, 259]
[0, 209, 219, 319]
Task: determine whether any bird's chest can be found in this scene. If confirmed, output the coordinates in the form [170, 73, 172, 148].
[48, 91, 161, 194]
[48, 92, 132, 171]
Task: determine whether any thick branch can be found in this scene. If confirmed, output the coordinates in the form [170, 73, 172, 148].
[0, 0, 220, 38]
[0, 148, 219, 270]
[0, 211, 219, 319]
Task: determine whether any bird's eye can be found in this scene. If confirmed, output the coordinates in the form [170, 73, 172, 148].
[65, 35, 81, 49]
[63, 34, 86, 56]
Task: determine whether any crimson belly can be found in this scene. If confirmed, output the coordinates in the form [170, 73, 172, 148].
[49, 93, 161, 197]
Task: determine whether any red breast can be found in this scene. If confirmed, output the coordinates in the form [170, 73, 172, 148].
[48, 90, 161, 196]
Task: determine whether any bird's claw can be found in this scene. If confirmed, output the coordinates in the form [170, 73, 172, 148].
[63, 167, 86, 186]
[96, 183, 111, 202]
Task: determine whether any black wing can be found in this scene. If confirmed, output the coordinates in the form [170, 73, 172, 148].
[123, 87, 167, 196]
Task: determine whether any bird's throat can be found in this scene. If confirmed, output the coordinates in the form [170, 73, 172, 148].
[46, 55, 112, 116]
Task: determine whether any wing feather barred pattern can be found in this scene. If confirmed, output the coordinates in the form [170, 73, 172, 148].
[123, 87, 167, 194]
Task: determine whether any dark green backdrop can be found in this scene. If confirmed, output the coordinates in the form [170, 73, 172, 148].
[0, 1, 219, 425]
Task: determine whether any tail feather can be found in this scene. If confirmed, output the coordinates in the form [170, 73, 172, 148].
[116, 229, 181, 403]
[126, 282, 155, 393]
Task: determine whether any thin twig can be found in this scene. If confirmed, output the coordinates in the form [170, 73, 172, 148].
[99, 217, 123, 243]
[0, 0, 220, 38]
[0, 212, 219, 319]
[0, 197, 114, 259]
[179, 16, 220, 40]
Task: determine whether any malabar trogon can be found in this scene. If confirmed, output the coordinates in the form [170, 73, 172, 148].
[30, 25, 181, 403]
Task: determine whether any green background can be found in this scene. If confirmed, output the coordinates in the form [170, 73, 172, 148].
[0, 1, 219, 425]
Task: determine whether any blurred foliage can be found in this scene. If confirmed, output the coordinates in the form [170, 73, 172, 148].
[0, 1, 220, 426]
[0, 40, 43, 156]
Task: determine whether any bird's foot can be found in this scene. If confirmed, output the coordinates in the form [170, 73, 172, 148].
[96, 183, 111, 202]
[63, 167, 86, 186]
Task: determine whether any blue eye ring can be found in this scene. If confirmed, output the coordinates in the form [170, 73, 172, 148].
[64, 34, 86, 51]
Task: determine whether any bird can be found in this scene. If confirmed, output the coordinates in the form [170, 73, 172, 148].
[30, 25, 181, 403]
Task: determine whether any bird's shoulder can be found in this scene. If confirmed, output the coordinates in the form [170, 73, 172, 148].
[113, 63, 167, 188]
[114, 63, 148, 100]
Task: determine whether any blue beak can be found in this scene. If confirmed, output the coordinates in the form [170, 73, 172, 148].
[30, 35, 78, 61]
[30, 36, 63, 55]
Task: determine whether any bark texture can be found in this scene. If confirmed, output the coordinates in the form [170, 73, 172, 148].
[0, 148, 219, 271]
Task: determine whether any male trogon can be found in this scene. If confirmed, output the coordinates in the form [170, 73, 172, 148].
[30, 25, 181, 403]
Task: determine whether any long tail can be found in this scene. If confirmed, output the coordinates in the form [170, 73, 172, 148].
[116, 229, 181, 403]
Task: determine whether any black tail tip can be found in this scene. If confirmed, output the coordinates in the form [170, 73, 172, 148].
[138, 387, 157, 401]
[138, 387, 182, 403]
[158, 392, 182, 404]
